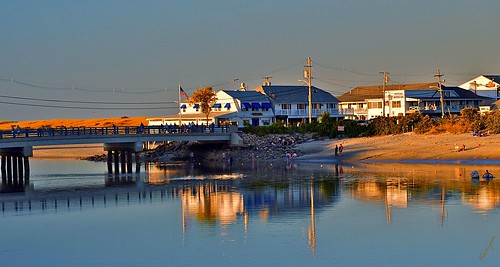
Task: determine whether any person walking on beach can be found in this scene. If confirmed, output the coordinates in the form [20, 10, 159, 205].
[339, 144, 343, 156]
[335, 145, 339, 156]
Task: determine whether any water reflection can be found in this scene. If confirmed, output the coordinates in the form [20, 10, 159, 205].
[2, 160, 500, 262]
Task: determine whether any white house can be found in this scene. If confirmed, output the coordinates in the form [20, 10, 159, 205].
[147, 89, 274, 128]
[459, 75, 500, 102]
[338, 83, 434, 119]
[338, 83, 489, 119]
[214, 90, 275, 127]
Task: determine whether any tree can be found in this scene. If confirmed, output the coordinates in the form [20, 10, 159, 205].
[189, 86, 218, 125]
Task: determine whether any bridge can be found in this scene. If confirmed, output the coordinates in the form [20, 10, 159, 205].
[0, 125, 242, 185]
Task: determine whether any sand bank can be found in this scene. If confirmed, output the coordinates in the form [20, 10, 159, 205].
[296, 132, 500, 163]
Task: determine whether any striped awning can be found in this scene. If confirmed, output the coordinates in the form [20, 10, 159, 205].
[180, 104, 187, 109]
[213, 103, 222, 108]
[224, 103, 231, 108]
[242, 102, 251, 108]
[193, 104, 199, 108]
[262, 102, 272, 108]
[252, 103, 261, 108]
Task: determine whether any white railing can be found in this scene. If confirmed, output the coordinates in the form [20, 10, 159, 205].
[275, 108, 339, 116]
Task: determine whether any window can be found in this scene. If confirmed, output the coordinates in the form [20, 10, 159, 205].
[391, 101, 401, 108]
[297, 104, 306, 109]
[368, 102, 382, 109]
[281, 104, 291, 109]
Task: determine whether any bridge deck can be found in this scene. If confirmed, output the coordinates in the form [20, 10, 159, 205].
[0, 125, 235, 149]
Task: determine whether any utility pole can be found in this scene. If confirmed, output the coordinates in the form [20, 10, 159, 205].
[381, 72, 389, 117]
[434, 68, 445, 118]
[304, 57, 313, 123]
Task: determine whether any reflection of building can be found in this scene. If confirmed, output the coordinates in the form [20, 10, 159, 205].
[181, 184, 244, 226]
[462, 187, 500, 212]
[178, 178, 340, 256]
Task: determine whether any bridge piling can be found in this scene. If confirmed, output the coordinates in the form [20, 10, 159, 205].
[107, 152, 113, 174]
[0, 147, 32, 188]
[104, 142, 143, 175]
[1, 156, 6, 183]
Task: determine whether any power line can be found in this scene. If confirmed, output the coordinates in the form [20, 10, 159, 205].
[0, 101, 179, 110]
[0, 94, 177, 105]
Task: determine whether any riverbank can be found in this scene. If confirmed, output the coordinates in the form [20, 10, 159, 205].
[297, 132, 500, 164]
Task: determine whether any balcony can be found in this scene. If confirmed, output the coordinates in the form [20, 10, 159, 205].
[275, 108, 339, 117]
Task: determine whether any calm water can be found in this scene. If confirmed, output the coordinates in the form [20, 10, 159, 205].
[1, 159, 500, 266]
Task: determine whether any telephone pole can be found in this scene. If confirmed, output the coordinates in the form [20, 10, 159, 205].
[381, 72, 389, 117]
[434, 69, 445, 118]
[304, 57, 313, 123]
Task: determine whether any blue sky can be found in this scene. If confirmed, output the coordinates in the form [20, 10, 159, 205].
[1, 0, 499, 120]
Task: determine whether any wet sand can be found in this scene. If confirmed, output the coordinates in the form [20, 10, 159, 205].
[33, 144, 105, 159]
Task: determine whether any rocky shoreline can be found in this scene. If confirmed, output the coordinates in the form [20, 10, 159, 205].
[142, 132, 320, 162]
[81, 133, 320, 163]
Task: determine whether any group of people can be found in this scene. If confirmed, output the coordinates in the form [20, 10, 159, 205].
[334, 143, 343, 156]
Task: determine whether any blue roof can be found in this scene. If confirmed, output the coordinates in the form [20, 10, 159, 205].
[484, 75, 500, 82]
[406, 86, 490, 100]
[259, 85, 339, 104]
[222, 90, 271, 102]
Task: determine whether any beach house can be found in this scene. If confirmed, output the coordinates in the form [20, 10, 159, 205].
[147, 88, 274, 128]
[254, 84, 341, 125]
[338, 83, 488, 119]
[458, 75, 500, 102]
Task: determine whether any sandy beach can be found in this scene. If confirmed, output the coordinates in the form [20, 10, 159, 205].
[296, 132, 500, 163]
[33, 144, 105, 159]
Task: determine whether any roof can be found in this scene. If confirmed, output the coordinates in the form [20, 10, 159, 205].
[483, 75, 500, 82]
[256, 85, 338, 103]
[406, 86, 490, 100]
[220, 90, 271, 103]
[337, 83, 437, 102]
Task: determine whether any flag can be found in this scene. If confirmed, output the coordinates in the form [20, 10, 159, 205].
[180, 86, 189, 101]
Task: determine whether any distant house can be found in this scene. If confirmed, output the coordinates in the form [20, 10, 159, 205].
[338, 83, 435, 119]
[338, 83, 489, 119]
[459, 75, 500, 102]
[255, 85, 340, 125]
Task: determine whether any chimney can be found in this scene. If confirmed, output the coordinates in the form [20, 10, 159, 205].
[262, 76, 272, 86]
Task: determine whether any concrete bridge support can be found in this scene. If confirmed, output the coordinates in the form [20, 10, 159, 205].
[104, 142, 143, 175]
[0, 147, 32, 186]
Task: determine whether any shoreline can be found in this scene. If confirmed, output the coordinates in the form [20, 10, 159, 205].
[31, 132, 500, 165]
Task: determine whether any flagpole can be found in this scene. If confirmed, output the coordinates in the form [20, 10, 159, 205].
[178, 83, 182, 125]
